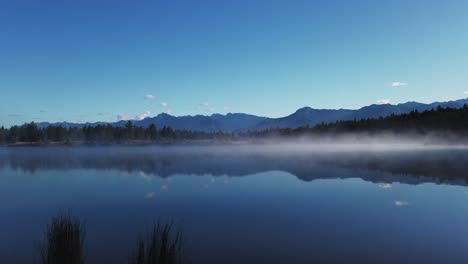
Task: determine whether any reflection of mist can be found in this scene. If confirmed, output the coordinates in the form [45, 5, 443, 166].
[377, 183, 392, 189]
[394, 200, 409, 207]
[138, 171, 152, 182]
[144, 192, 155, 199]
[1, 145, 468, 187]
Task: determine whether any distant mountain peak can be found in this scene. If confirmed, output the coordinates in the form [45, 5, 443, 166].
[36, 98, 468, 132]
[157, 113, 174, 118]
[293, 106, 315, 114]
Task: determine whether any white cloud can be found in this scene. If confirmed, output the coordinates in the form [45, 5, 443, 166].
[160, 102, 168, 107]
[117, 113, 130, 120]
[394, 200, 409, 207]
[196, 102, 216, 113]
[376, 99, 391, 105]
[136, 110, 151, 120]
[391, 82, 408, 87]
[166, 109, 172, 115]
[223, 106, 230, 111]
[464, 91, 468, 95]
[377, 183, 392, 189]
[144, 94, 155, 100]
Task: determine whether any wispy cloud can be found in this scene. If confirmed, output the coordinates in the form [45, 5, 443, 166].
[464, 91, 468, 95]
[136, 110, 151, 120]
[394, 200, 409, 207]
[376, 99, 391, 105]
[144, 94, 155, 100]
[160, 102, 168, 107]
[196, 102, 215, 113]
[391, 82, 408, 87]
[117, 113, 130, 120]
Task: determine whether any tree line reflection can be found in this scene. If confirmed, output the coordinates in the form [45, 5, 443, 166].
[1, 147, 467, 186]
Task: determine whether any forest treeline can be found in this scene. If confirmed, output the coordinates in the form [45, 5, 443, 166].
[0, 121, 229, 145]
[243, 104, 468, 138]
[1, 104, 468, 145]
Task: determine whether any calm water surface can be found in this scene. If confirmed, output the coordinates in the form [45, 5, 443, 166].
[1, 146, 468, 264]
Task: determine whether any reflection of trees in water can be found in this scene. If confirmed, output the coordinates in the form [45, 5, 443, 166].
[2, 147, 468, 186]
[326, 150, 468, 184]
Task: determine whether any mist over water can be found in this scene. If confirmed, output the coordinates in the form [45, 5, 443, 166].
[248, 132, 468, 151]
[2, 145, 468, 264]
[1, 143, 468, 184]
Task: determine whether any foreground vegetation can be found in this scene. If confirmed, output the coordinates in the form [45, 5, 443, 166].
[1, 105, 468, 145]
[129, 221, 184, 264]
[39, 213, 184, 264]
[39, 213, 86, 264]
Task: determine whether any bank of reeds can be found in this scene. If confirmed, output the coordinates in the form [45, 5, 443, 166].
[38, 214, 184, 264]
[39, 213, 86, 264]
[129, 221, 184, 264]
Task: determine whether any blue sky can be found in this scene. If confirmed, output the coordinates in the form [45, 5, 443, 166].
[1, 0, 468, 127]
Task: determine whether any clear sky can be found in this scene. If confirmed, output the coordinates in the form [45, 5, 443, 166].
[1, 0, 468, 127]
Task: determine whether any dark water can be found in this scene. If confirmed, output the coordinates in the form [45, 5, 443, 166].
[1, 146, 468, 264]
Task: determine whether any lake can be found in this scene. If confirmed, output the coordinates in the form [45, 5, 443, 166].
[1, 145, 468, 264]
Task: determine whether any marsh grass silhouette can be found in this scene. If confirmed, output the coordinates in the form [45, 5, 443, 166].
[37, 214, 184, 264]
[39, 213, 86, 264]
[128, 221, 184, 264]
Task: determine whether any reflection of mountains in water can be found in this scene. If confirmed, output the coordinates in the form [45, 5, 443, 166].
[1, 147, 468, 186]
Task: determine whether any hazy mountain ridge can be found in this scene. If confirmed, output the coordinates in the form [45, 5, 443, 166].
[37, 98, 468, 132]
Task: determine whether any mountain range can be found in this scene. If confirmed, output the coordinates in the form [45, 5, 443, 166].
[38, 98, 468, 132]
